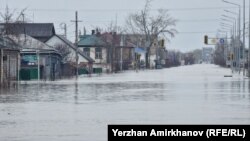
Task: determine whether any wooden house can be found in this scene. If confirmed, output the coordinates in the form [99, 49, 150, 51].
[0, 36, 20, 86]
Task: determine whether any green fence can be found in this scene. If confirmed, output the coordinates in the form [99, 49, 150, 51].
[78, 68, 89, 75]
[93, 68, 102, 74]
[19, 68, 38, 80]
[78, 68, 103, 75]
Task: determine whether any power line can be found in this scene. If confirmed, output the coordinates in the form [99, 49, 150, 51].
[0, 6, 244, 12]
[178, 19, 219, 22]
[178, 31, 217, 34]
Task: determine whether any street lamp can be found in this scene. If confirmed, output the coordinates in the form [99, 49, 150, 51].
[224, 10, 238, 16]
[248, 0, 250, 77]
[220, 27, 230, 32]
[221, 18, 236, 35]
[220, 23, 234, 34]
[222, 0, 242, 73]
[217, 30, 228, 37]
[221, 22, 233, 27]
[222, 15, 240, 71]
[220, 23, 234, 30]
[221, 17, 237, 71]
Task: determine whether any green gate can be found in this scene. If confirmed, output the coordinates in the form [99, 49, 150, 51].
[93, 68, 102, 74]
[79, 68, 89, 75]
[19, 68, 38, 80]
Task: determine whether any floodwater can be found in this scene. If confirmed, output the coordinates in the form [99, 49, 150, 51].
[0, 64, 250, 141]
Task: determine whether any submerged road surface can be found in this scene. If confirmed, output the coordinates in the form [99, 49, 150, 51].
[0, 64, 250, 141]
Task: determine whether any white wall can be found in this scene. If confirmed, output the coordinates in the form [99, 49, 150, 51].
[46, 36, 89, 64]
[79, 47, 108, 64]
[79, 47, 111, 72]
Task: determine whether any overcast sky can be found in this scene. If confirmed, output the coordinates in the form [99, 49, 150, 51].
[0, 0, 249, 52]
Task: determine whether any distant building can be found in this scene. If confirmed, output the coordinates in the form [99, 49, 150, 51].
[78, 33, 110, 73]
[121, 34, 158, 69]
[78, 31, 135, 73]
[202, 47, 213, 63]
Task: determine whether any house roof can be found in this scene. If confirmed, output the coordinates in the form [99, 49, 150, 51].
[52, 35, 95, 62]
[9, 34, 53, 50]
[0, 36, 20, 49]
[79, 35, 91, 40]
[78, 35, 106, 47]
[78, 33, 137, 49]
[0, 23, 55, 42]
[21, 48, 62, 58]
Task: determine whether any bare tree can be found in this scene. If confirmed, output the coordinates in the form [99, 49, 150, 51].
[54, 44, 71, 63]
[0, 5, 28, 36]
[0, 5, 15, 24]
[105, 22, 125, 34]
[125, 0, 177, 68]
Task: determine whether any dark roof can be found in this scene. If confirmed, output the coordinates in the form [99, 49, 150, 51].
[0, 23, 55, 42]
[54, 35, 95, 63]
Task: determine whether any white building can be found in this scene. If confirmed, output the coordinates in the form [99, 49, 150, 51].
[202, 47, 213, 64]
[46, 35, 95, 67]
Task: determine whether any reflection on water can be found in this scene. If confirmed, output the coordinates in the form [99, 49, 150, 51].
[0, 81, 172, 103]
[0, 64, 250, 141]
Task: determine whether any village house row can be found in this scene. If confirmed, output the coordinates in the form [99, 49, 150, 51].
[0, 23, 175, 85]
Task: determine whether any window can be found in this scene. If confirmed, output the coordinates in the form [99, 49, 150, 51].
[95, 48, 102, 59]
[83, 48, 90, 57]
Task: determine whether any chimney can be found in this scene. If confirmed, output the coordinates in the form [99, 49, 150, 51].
[96, 31, 101, 36]
[91, 30, 95, 35]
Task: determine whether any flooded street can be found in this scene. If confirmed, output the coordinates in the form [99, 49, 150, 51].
[0, 64, 250, 141]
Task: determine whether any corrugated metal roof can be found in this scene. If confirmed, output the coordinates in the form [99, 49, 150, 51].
[0, 23, 55, 42]
[0, 36, 20, 49]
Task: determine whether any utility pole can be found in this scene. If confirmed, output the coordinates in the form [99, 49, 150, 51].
[71, 11, 82, 79]
[0, 49, 3, 85]
[249, 0, 250, 77]
[37, 50, 40, 81]
[242, 0, 246, 76]
[120, 35, 124, 71]
[155, 27, 159, 69]
[238, 5, 241, 74]
[243, 0, 246, 76]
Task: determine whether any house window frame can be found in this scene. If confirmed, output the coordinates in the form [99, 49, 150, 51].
[95, 47, 102, 59]
[83, 47, 90, 57]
